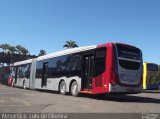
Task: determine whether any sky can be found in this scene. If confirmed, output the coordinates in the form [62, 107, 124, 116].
[0, 0, 160, 64]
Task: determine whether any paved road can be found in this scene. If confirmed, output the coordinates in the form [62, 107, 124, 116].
[0, 84, 160, 118]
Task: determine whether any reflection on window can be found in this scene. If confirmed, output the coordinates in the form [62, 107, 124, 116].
[15, 64, 31, 79]
[35, 53, 81, 78]
[70, 55, 81, 71]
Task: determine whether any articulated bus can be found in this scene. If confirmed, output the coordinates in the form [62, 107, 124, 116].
[143, 62, 160, 90]
[11, 43, 143, 96]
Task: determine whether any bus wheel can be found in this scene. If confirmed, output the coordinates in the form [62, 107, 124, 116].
[23, 81, 26, 90]
[59, 81, 66, 95]
[71, 81, 79, 97]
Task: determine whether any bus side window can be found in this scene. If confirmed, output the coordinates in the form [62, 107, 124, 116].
[70, 54, 81, 71]
[36, 61, 43, 78]
[93, 47, 106, 76]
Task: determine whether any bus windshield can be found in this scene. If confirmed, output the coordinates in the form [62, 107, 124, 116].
[116, 44, 141, 70]
[117, 45, 140, 60]
[147, 63, 158, 71]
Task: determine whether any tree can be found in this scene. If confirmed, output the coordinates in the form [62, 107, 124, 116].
[8, 46, 17, 54]
[0, 44, 17, 64]
[63, 40, 78, 48]
[38, 49, 46, 56]
[7, 45, 17, 64]
[21, 47, 29, 55]
[15, 45, 23, 54]
[0, 44, 4, 52]
[0, 44, 11, 53]
[15, 45, 29, 55]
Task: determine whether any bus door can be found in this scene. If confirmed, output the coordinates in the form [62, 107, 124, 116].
[83, 55, 94, 91]
[92, 47, 107, 94]
[41, 62, 48, 87]
[15, 66, 23, 87]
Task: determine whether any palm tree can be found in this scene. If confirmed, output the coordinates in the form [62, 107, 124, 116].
[0, 44, 5, 52]
[63, 40, 78, 48]
[15, 45, 29, 55]
[0, 44, 16, 64]
[15, 45, 23, 54]
[8, 46, 17, 54]
[0, 44, 17, 54]
[0, 44, 4, 52]
[7, 46, 16, 64]
[38, 49, 46, 56]
[0, 44, 11, 53]
[21, 47, 29, 55]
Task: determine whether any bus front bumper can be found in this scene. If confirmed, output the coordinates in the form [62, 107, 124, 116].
[109, 83, 142, 94]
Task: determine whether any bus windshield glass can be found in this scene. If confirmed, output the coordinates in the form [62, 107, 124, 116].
[116, 44, 141, 70]
[147, 64, 158, 71]
[117, 44, 141, 60]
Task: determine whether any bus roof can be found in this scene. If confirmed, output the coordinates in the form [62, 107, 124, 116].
[143, 62, 158, 65]
[37, 45, 97, 61]
[14, 59, 33, 66]
[13, 42, 141, 65]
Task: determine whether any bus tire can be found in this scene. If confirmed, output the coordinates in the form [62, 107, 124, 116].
[71, 81, 79, 97]
[59, 81, 67, 95]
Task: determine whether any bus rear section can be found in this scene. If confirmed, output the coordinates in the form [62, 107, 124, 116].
[108, 43, 143, 94]
[81, 43, 143, 95]
[109, 43, 143, 93]
[143, 62, 160, 90]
